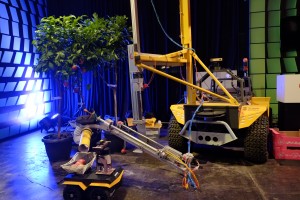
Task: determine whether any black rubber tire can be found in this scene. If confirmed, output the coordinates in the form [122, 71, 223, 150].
[168, 115, 187, 153]
[244, 114, 269, 163]
[88, 187, 109, 200]
[63, 185, 83, 200]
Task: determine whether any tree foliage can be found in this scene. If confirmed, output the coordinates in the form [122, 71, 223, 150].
[32, 13, 131, 79]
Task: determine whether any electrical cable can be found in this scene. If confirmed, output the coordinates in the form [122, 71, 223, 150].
[177, 97, 185, 104]
[97, 65, 117, 91]
[179, 66, 185, 81]
[150, 0, 195, 53]
[143, 61, 156, 88]
[186, 94, 204, 189]
[164, 150, 200, 189]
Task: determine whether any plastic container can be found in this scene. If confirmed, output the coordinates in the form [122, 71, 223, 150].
[271, 128, 300, 160]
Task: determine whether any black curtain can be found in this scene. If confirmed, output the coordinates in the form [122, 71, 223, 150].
[47, 0, 249, 123]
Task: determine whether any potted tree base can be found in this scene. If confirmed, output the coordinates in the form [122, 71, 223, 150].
[42, 132, 73, 162]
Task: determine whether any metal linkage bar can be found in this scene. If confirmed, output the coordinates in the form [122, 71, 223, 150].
[179, 119, 238, 145]
[93, 117, 187, 172]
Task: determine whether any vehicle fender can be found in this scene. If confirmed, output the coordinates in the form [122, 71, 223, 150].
[170, 104, 185, 125]
[239, 105, 268, 129]
[62, 181, 88, 191]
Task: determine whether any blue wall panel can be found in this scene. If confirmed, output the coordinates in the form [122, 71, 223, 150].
[0, 98, 6, 106]
[10, 125, 21, 136]
[3, 67, 14, 77]
[0, 128, 9, 140]
[17, 94, 28, 105]
[0, 0, 51, 140]
[10, 6, 19, 22]
[15, 81, 26, 91]
[13, 52, 23, 63]
[12, 22, 20, 36]
[0, 18, 10, 34]
[1, 35, 11, 49]
[22, 24, 29, 38]
[1, 51, 13, 62]
[4, 82, 17, 92]
[10, 0, 19, 8]
[0, 84, 4, 92]
[0, 3, 9, 19]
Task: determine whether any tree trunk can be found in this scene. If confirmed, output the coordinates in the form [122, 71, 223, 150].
[57, 78, 63, 138]
[114, 63, 118, 124]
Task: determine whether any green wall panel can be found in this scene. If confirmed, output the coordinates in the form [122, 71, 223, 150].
[268, 0, 281, 11]
[266, 58, 281, 73]
[266, 89, 277, 104]
[270, 103, 278, 117]
[250, 0, 266, 12]
[250, 44, 266, 58]
[270, 103, 278, 118]
[285, 0, 297, 9]
[283, 57, 298, 73]
[250, 59, 265, 72]
[253, 89, 266, 97]
[267, 43, 281, 57]
[268, 11, 280, 27]
[251, 74, 266, 89]
[250, 12, 266, 28]
[268, 27, 280, 42]
[250, 59, 266, 73]
[286, 51, 297, 57]
[266, 74, 277, 88]
[286, 9, 297, 16]
[250, 28, 265, 43]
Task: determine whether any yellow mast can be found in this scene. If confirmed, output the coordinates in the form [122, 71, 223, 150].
[179, 0, 196, 105]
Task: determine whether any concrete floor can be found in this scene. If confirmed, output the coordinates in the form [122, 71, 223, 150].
[0, 128, 300, 200]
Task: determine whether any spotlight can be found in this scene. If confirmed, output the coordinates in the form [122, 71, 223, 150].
[51, 113, 59, 119]
[39, 113, 59, 133]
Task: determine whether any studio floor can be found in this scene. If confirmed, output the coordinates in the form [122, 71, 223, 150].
[0, 128, 300, 200]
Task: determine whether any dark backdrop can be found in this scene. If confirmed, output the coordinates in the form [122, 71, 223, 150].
[47, 0, 249, 123]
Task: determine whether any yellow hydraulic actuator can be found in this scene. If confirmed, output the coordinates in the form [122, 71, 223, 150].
[78, 128, 93, 152]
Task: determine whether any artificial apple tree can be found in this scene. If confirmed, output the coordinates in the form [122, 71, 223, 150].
[32, 13, 131, 138]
